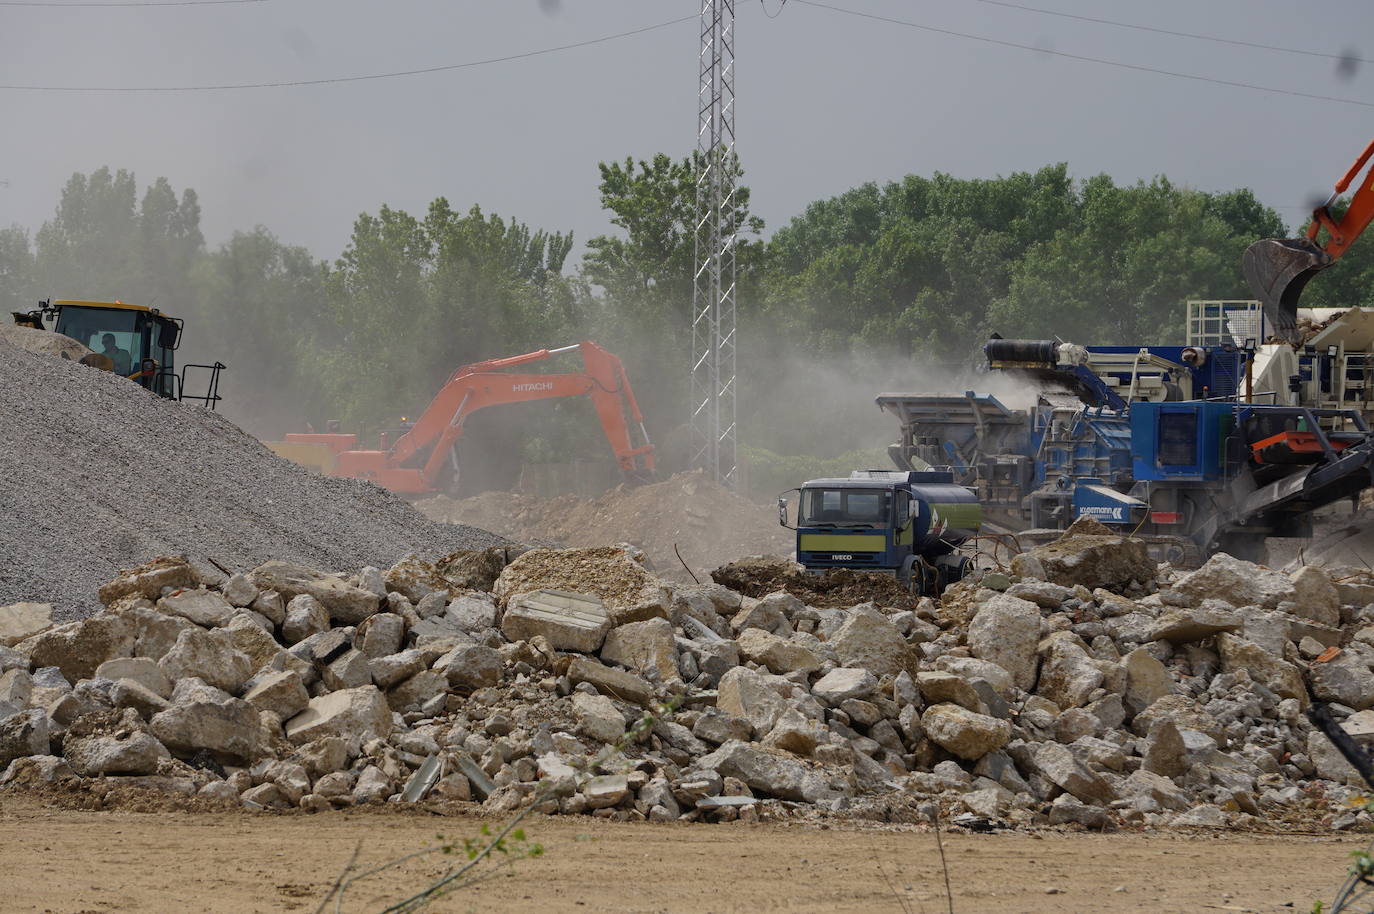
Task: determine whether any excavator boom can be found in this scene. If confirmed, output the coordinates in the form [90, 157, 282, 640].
[1244, 138, 1374, 343]
[280, 341, 655, 495]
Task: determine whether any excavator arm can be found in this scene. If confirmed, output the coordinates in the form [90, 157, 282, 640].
[323, 341, 655, 495]
[1244, 138, 1374, 343]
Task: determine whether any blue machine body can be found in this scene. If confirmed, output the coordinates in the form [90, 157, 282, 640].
[1129, 401, 1233, 482]
[878, 338, 1374, 561]
[1082, 345, 1243, 401]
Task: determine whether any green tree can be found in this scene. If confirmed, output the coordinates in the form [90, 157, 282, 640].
[138, 177, 204, 311]
[990, 176, 1283, 343]
[33, 167, 141, 296]
[189, 226, 330, 436]
[580, 151, 763, 464]
[0, 226, 34, 313]
[319, 200, 577, 446]
[759, 165, 1076, 356]
[29, 167, 206, 312]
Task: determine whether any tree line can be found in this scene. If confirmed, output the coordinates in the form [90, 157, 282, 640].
[4, 160, 1354, 493]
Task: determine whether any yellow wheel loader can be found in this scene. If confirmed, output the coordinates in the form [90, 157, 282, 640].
[11, 299, 225, 407]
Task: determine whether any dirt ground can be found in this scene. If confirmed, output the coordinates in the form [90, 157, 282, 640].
[416, 471, 793, 583]
[1, 796, 1365, 914]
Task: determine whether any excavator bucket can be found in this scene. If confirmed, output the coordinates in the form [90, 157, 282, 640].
[1242, 237, 1334, 344]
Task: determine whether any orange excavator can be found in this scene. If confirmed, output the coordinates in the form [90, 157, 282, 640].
[1244, 137, 1374, 343]
[273, 340, 655, 495]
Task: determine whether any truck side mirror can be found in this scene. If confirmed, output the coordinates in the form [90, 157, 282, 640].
[777, 497, 788, 527]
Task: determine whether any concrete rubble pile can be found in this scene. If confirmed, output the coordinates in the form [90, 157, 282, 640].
[5, 521, 1374, 831]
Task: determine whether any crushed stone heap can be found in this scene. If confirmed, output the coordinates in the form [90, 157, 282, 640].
[4, 531, 1374, 832]
[0, 337, 505, 618]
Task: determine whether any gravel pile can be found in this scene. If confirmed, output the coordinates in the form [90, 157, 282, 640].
[0, 337, 505, 618]
[0, 323, 90, 360]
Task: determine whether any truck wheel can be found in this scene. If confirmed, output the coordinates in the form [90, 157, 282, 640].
[904, 558, 937, 597]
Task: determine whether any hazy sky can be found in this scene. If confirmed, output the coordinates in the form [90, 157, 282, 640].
[3, 0, 1373, 263]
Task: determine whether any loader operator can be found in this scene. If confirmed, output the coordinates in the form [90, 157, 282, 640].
[101, 333, 132, 376]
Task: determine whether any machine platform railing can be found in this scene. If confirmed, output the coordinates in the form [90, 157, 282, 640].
[158, 362, 226, 410]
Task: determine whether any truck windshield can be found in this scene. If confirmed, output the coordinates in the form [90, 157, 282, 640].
[799, 488, 891, 527]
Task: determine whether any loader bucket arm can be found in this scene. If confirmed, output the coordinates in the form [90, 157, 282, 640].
[385, 341, 655, 493]
[1244, 137, 1374, 343]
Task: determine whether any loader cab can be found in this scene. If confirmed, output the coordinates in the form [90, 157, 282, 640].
[18, 299, 191, 399]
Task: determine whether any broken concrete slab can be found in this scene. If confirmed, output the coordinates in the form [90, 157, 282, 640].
[0, 602, 54, 648]
[241, 670, 310, 719]
[150, 699, 262, 762]
[63, 708, 169, 776]
[432, 644, 502, 692]
[566, 656, 653, 706]
[828, 613, 917, 678]
[501, 590, 610, 653]
[734, 628, 821, 676]
[1171, 553, 1295, 610]
[248, 561, 381, 625]
[1149, 604, 1242, 644]
[98, 556, 197, 606]
[156, 589, 234, 628]
[24, 615, 135, 682]
[95, 657, 172, 698]
[158, 628, 253, 695]
[810, 668, 879, 705]
[283, 686, 393, 747]
[601, 617, 681, 682]
[921, 703, 1011, 761]
[697, 740, 837, 803]
[967, 593, 1041, 690]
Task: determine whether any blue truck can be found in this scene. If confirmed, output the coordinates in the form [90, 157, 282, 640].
[778, 469, 982, 596]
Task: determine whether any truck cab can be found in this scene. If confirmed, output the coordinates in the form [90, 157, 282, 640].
[780, 470, 981, 596]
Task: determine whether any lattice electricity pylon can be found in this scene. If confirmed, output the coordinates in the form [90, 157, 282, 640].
[691, 0, 738, 488]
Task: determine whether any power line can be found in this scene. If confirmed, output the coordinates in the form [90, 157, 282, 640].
[792, 0, 1374, 110]
[972, 0, 1373, 66]
[0, 0, 264, 6]
[760, 0, 787, 19]
[0, 14, 694, 91]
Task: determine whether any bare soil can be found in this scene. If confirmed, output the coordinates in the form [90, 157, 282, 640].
[711, 557, 919, 609]
[416, 471, 793, 583]
[1, 795, 1363, 914]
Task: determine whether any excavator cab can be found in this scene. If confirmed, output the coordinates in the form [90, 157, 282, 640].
[1244, 138, 1374, 343]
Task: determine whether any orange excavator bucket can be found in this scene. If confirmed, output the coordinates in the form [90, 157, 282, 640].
[1242, 237, 1333, 344]
[1244, 137, 1374, 344]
